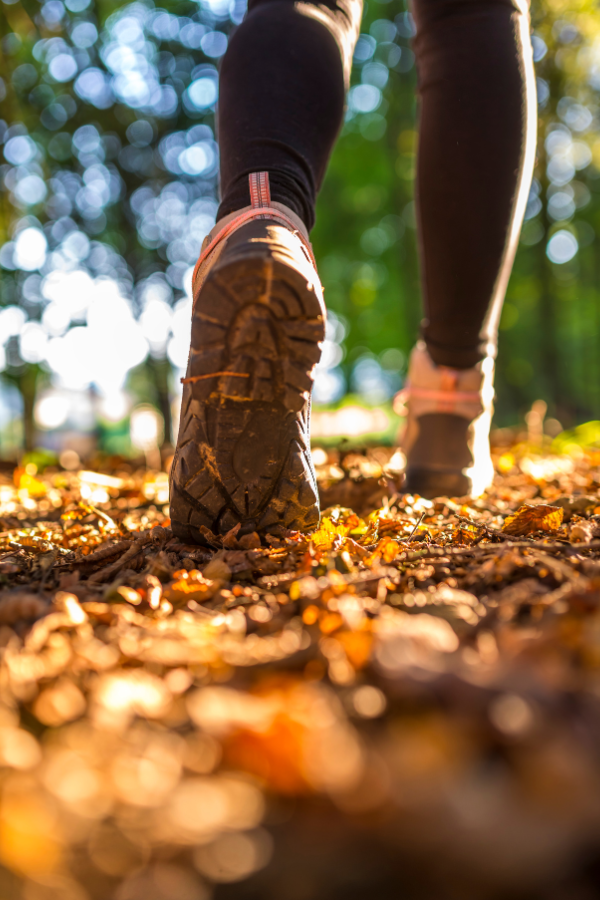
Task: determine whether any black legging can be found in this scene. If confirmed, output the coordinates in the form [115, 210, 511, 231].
[217, 0, 536, 369]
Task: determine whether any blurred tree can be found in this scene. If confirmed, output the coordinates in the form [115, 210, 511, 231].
[499, 0, 600, 429]
[0, 0, 230, 453]
[0, 0, 599, 457]
[315, 0, 600, 429]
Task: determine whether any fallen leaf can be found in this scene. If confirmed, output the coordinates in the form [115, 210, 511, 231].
[502, 504, 564, 536]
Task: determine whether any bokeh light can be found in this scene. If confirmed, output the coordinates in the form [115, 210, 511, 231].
[546, 229, 578, 264]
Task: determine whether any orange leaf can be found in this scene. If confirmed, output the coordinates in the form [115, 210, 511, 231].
[453, 526, 477, 546]
[337, 630, 373, 669]
[319, 613, 343, 635]
[364, 536, 401, 566]
[165, 572, 215, 603]
[224, 716, 309, 795]
[502, 504, 564, 536]
[381, 536, 402, 563]
[302, 605, 320, 625]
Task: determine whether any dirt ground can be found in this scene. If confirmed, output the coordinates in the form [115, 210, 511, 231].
[1, 438, 600, 900]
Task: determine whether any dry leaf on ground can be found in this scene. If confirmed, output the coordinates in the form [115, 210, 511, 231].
[502, 503, 564, 536]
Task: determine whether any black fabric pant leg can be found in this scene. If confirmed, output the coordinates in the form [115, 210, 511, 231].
[217, 0, 363, 230]
[217, 0, 536, 368]
[412, 0, 536, 369]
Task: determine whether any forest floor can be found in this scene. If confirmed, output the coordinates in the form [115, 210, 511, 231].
[1, 438, 600, 899]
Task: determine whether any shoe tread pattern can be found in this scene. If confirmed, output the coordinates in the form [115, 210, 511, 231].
[170, 248, 324, 540]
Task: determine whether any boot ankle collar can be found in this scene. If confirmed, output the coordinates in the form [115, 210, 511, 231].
[192, 173, 319, 303]
[394, 342, 495, 419]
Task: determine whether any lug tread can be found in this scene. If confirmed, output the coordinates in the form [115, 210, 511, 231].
[170, 245, 324, 539]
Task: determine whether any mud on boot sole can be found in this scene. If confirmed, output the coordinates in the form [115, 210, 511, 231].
[170, 250, 324, 541]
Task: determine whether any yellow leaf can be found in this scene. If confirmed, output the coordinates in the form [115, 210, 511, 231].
[165, 572, 215, 603]
[497, 452, 515, 473]
[502, 504, 564, 536]
[310, 516, 353, 552]
[17, 473, 47, 498]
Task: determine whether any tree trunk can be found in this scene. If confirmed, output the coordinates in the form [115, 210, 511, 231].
[12, 364, 40, 455]
[147, 357, 173, 448]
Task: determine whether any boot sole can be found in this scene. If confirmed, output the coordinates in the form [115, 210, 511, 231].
[402, 413, 480, 499]
[170, 249, 324, 541]
[403, 468, 472, 500]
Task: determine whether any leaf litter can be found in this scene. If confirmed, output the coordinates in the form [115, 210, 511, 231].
[1, 443, 600, 897]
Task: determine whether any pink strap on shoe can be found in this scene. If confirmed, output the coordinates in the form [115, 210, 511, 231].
[395, 363, 484, 414]
[249, 171, 271, 208]
[191, 172, 320, 302]
[393, 385, 483, 416]
[406, 387, 483, 403]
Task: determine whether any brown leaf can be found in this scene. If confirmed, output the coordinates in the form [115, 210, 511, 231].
[203, 555, 232, 581]
[199, 525, 223, 548]
[238, 531, 261, 550]
[58, 571, 80, 591]
[502, 504, 564, 536]
[222, 523, 242, 549]
[0, 591, 48, 624]
[453, 526, 477, 546]
[223, 550, 253, 575]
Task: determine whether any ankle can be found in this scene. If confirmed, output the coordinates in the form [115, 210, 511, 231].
[399, 342, 495, 421]
[423, 340, 494, 372]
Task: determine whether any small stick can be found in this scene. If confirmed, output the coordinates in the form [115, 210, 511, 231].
[399, 512, 425, 543]
[72, 541, 132, 566]
[88, 532, 155, 583]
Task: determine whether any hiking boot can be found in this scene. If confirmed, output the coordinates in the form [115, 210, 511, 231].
[397, 341, 495, 499]
[170, 172, 324, 542]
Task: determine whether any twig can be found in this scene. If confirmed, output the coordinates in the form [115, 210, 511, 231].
[88, 532, 157, 583]
[400, 513, 425, 543]
[69, 541, 132, 567]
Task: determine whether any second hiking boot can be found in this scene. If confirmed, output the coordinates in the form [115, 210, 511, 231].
[398, 342, 495, 499]
[169, 173, 325, 542]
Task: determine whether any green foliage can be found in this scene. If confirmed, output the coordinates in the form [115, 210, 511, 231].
[313, 2, 419, 404]
[497, 0, 600, 427]
[316, 0, 600, 428]
[552, 419, 600, 451]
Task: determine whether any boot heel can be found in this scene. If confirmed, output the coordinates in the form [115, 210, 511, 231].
[170, 245, 324, 541]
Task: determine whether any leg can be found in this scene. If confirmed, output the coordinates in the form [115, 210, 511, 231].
[170, 0, 362, 539]
[402, 0, 536, 498]
[217, 0, 363, 230]
[413, 0, 536, 368]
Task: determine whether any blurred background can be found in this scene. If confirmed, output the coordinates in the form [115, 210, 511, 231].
[0, 0, 596, 462]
